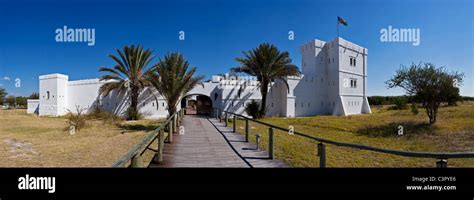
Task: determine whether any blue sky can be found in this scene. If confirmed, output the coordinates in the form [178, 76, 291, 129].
[0, 0, 472, 97]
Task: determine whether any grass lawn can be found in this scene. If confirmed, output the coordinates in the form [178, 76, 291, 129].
[0, 109, 161, 167]
[230, 101, 474, 167]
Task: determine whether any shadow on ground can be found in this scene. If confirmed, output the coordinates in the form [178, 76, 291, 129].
[119, 123, 161, 132]
[356, 121, 436, 138]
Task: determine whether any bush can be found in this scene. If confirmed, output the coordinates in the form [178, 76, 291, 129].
[124, 107, 142, 120]
[87, 106, 123, 124]
[411, 103, 419, 115]
[245, 100, 264, 119]
[66, 106, 87, 132]
[392, 96, 408, 110]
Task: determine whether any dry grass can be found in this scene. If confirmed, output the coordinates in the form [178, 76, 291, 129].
[230, 101, 474, 167]
[0, 109, 161, 167]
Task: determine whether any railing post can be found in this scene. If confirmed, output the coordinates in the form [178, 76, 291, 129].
[256, 134, 261, 150]
[436, 158, 448, 168]
[225, 113, 228, 127]
[233, 115, 236, 133]
[173, 114, 177, 132]
[219, 110, 222, 123]
[131, 154, 142, 168]
[176, 112, 180, 127]
[317, 143, 326, 168]
[245, 118, 249, 142]
[269, 127, 274, 159]
[154, 129, 165, 164]
[166, 121, 173, 143]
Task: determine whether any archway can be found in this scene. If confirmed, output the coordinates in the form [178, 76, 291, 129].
[181, 94, 212, 115]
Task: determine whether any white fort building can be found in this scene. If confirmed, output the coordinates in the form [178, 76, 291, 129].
[27, 37, 371, 118]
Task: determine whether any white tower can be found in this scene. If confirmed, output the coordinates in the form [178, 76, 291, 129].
[39, 73, 69, 116]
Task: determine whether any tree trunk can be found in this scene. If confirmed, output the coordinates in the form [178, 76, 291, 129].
[259, 80, 269, 116]
[167, 100, 177, 118]
[130, 85, 139, 120]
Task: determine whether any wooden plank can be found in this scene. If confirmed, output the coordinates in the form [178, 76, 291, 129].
[149, 115, 249, 168]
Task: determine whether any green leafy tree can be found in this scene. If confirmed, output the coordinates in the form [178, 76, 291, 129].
[386, 63, 464, 124]
[15, 96, 27, 107]
[232, 43, 300, 117]
[392, 96, 408, 110]
[0, 87, 7, 105]
[6, 95, 15, 107]
[149, 53, 204, 116]
[98, 45, 155, 120]
[29, 92, 39, 99]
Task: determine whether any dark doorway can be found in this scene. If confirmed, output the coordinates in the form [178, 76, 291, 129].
[181, 95, 212, 115]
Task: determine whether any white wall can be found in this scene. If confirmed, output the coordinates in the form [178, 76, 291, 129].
[29, 37, 371, 119]
[27, 99, 39, 114]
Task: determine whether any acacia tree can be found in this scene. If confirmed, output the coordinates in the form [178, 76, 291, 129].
[98, 45, 155, 120]
[232, 43, 300, 117]
[148, 53, 203, 116]
[0, 87, 7, 105]
[386, 63, 464, 124]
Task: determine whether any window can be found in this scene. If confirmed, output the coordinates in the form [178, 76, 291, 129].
[350, 78, 357, 88]
[46, 91, 50, 100]
[349, 57, 356, 67]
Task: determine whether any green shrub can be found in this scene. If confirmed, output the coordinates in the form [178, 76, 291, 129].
[87, 106, 123, 124]
[124, 107, 142, 120]
[245, 100, 264, 119]
[392, 96, 408, 110]
[411, 103, 419, 115]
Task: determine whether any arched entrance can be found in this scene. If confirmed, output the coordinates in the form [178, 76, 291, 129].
[181, 94, 212, 115]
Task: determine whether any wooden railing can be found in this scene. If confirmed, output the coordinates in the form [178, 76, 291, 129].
[213, 108, 474, 168]
[112, 109, 185, 167]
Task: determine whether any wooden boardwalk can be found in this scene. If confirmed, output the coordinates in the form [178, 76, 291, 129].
[149, 115, 288, 168]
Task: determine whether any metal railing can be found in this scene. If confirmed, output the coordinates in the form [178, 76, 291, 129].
[213, 108, 474, 168]
[112, 109, 185, 167]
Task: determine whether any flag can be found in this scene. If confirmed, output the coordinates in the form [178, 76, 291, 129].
[337, 16, 348, 26]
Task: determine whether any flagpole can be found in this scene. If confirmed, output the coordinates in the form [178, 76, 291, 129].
[337, 18, 339, 38]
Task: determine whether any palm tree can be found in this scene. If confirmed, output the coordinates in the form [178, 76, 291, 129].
[232, 43, 300, 117]
[98, 45, 155, 120]
[149, 52, 204, 116]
